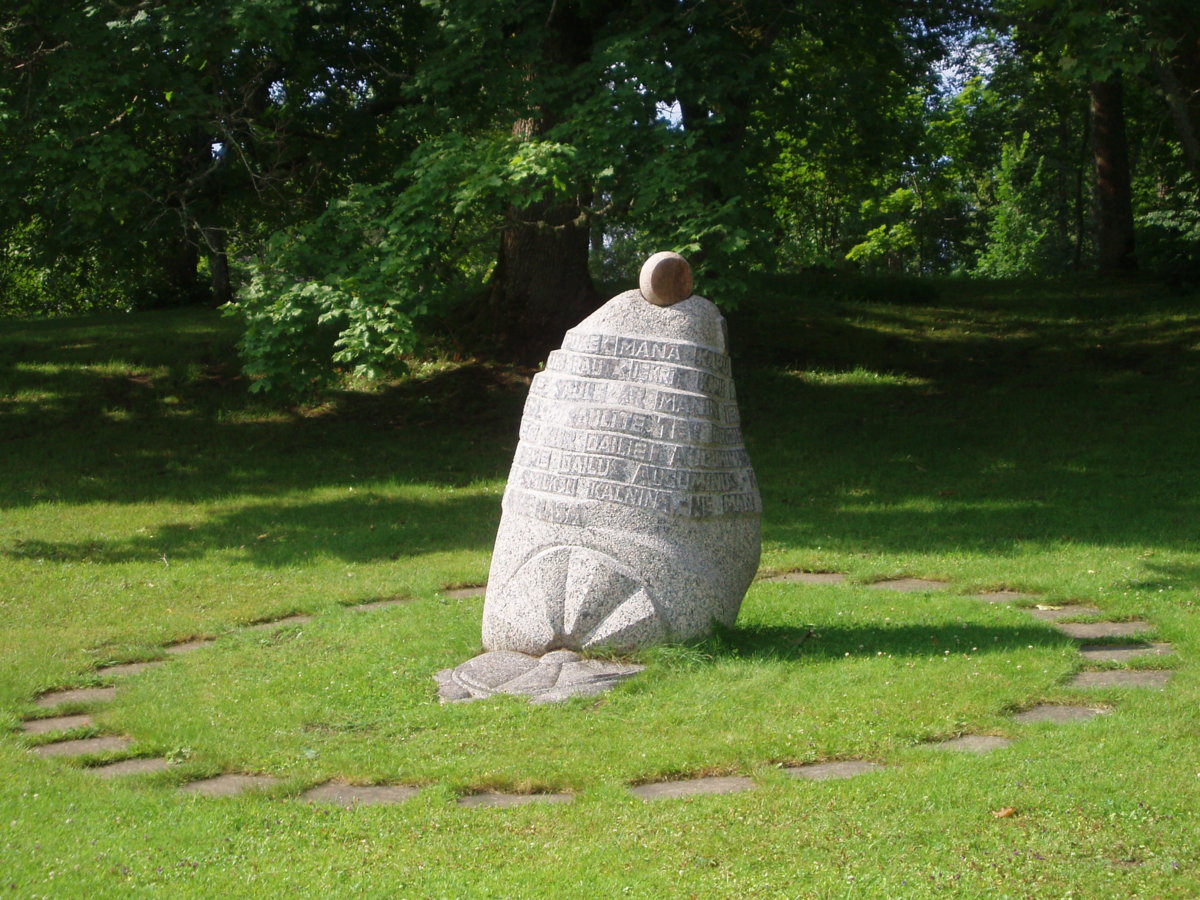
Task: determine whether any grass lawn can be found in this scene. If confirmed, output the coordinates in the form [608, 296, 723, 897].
[2, 275, 1199, 897]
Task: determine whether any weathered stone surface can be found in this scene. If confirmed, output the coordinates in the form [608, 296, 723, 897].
[867, 578, 947, 593]
[927, 735, 1012, 753]
[457, 791, 573, 808]
[1054, 621, 1152, 640]
[35, 686, 117, 708]
[179, 774, 282, 797]
[33, 736, 133, 758]
[301, 782, 420, 807]
[765, 571, 846, 585]
[1012, 704, 1108, 724]
[90, 758, 171, 778]
[783, 761, 883, 780]
[1078, 643, 1173, 662]
[630, 775, 755, 799]
[1027, 605, 1103, 621]
[481, 285, 760, 654]
[1070, 670, 1172, 688]
[436, 649, 643, 703]
[20, 714, 93, 735]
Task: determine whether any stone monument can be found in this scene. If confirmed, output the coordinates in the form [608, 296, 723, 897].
[437, 252, 761, 701]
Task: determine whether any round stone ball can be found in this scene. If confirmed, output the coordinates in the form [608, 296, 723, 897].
[639, 252, 693, 307]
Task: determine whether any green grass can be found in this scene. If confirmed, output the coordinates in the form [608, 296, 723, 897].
[2, 277, 1200, 897]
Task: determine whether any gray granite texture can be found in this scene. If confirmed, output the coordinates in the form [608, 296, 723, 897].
[482, 290, 761, 654]
[436, 649, 643, 703]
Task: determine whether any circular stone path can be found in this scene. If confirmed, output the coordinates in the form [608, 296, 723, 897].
[16, 575, 1179, 804]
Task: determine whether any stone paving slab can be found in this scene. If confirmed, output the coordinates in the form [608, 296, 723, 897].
[164, 639, 215, 655]
[20, 714, 93, 735]
[764, 571, 846, 585]
[1078, 643, 1173, 662]
[32, 736, 133, 758]
[351, 598, 410, 612]
[301, 782, 421, 807]
[630, 776, 755, 800]
[1070, 670, 1173, 689]
[95, 661, 163, 678]
[90, 758, 171, 778]
[441, 586, 487, 600]
[1055, 621, 1152, 640]
[783, 761, 884, 781]
[457, 791, 573, 808]
[245, 614, 312, 631]
[867, 578, 948, 593]
[179, 774, 283, 797]
[1012, 704, 1108, 724]
[1027, 605, 1103, 621]
[927, 735, 1012, 753]
[35, 686, 117, 708]
[970, 590, 1039, 603]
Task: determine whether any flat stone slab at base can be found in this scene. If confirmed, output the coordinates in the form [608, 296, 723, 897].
[630, 775, 754, 800]
[457, 792, 573, 808]
[1027, 605, 1103, 621]
[90, 758, 171, 778]
[1055, 621, 1152, 639]
[436, 649, 644, 704]
[1079, 643, 1173, 662]
[970, 590, 1038, 603]
[868, 578, 948, 593]
[20, 714, 93, 735]
[33, 736, 133, 758]
[35, 686, 117, 708]
[302, 783, 421, 807]
[1070, 670, 1173, 689]
[927, 735, 1012, 753]
[784, 761, 884, 781]
[180, 774, 282, 797]
[765, 571, 846, 585]
[1012, 704, 1108, 724]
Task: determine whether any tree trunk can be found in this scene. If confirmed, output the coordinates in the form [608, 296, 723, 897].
[205, 225, 231, 307]
[1154, 47, 1200, 192]
[161, 228, 203, 306]
[1090, 77, 1137, 272]
[483, 8, 602, 364]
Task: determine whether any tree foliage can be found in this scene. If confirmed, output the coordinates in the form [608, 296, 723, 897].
[3, 1, 1197, 390]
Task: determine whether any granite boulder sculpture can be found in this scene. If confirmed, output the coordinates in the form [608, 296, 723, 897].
[480, 252, 761, 655]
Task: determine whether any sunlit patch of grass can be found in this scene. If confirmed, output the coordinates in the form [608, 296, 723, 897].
[786, 366, 933, 387]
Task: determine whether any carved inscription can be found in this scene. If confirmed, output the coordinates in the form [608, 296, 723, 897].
[518, 421, 752, 470]
[522, 398, 743, 446]
[546, 351, 732, 399]
[529, 374, 729, 421]
[508, 328, 761, 520]
[562, 333, 731, 377]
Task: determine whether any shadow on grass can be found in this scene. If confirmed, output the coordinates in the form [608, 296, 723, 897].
[4, 284, 1200, 572]
[3, 491, 503, 565]
[660, 619, 1072, 665]
[0, 310, 527, 511]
